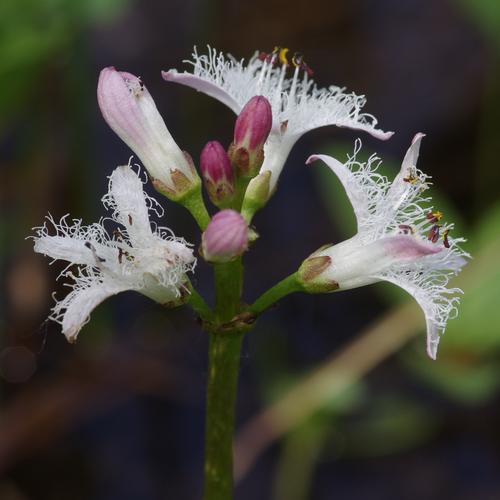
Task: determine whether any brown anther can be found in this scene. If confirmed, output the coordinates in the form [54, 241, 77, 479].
[398, 224, 414, 235]
[403, 166, 419, 184]
[280, 120, 288, 134]
[442, 228, 450, 248]
[85, 241, 106, 263]
[302, 62, 314, 77]
[403, 174, 418, 184]
[427, 225, 441, 243]
[128, 214, 133, 225]
[113, 228, 125, 240]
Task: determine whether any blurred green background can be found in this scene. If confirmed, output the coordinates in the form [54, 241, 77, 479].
[1, 0, 500, 499]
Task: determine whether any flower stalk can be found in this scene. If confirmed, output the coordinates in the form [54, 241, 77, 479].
[203, 331, 244, 500]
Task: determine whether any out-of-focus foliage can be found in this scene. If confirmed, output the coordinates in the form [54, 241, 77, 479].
[0, 0, 128, 127]
[456, 0, 500, 48]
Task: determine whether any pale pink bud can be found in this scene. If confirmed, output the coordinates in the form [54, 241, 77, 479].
[97, 67, 197, 197]
[229, 96, 272, 177]
[200, 141, 234, 206]
[201, 210, 248, 263]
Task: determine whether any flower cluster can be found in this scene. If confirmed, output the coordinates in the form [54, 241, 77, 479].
[32, 45, 467, 358]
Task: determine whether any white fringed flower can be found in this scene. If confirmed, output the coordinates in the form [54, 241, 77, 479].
[162, 46, 393, 193]
[32, 164, 196, 342]
[302, 134, 469, 359]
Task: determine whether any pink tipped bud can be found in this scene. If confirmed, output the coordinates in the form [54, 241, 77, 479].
[229, 96, 272, 178]
[97, 67, 198, 198]
[200, 141, 235, 206]
[202, 210, 248, 263]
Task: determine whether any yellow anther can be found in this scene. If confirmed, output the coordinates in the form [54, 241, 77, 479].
[433, 210, 443, 221]
[292, 52, 303, 67]
[279, 47, 289, 66]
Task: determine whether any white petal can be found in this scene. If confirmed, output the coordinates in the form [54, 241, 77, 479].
[387, 133, 426, 212]
[380, 275, 441, 359]
[34, 236, 96, 266]
[377, 272, 461, 360]
[104, 165, 153, 245]
[401, 133, 425, 176]
[162, 70, 241, 114]
[33, 218, 117, 267]
[55, 279, 131, 342]
[317, 235, 441, 291]
[307, 153, 370, 231]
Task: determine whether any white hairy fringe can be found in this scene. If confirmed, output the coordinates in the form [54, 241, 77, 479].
[32, 163, 196, 340]
[184, 46, 385, 138]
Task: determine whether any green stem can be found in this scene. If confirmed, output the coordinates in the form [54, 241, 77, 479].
[181, 185, 211, 230]
[201, 258, 245, 499]
[214, 259, 243, 321]
[203, 332, 243, 500]
[188, 287, 213, 322]
[250, 272, 302, 315]
[230, 177, 251, 213]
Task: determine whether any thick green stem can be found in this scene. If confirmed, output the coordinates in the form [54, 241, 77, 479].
[203, 332, 243, 500]
[250, 272, 303, 315]
[202, 258, 244, 500]
[214, 259, 243, 321]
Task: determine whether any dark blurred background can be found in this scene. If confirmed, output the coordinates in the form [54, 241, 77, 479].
[1, 0, 500, 499]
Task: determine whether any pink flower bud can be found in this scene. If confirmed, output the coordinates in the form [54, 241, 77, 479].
[229, 96, 272, 177]
[234, 96, 272, 150]
[97, 67, 197, 197]
[200, 141, 235, 206]
[202, 210, 248, 263]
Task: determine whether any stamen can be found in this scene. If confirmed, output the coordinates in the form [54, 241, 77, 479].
[113, 228, 125, 241]
[279, 47, 289, 66]
[128, 214, 133, 225]
[427, 225, 441, 244]
[403, 167, 419, 185]
[426, 210, 443, 223]
[442, 228, 450, 248]
[398, 224, 414, 235]
[84, 241, 106, 263]
[292, 52, 304, 67]
[291, 52, 314, 76]
[118, 247, 131, 264]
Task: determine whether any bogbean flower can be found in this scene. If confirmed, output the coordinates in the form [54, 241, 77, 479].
[162, 46, 393, 196]
[32, 164, 196, 342]
[298, 134, 469, 359]
[98, 67, 199, 199]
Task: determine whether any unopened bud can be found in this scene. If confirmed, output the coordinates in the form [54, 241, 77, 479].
[201, 210, 248, 263]
[200, 141, 235, 207]
[241, 170, 271, 222]
[97, 67, 199, 200]
[228, 96, 272, 178]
